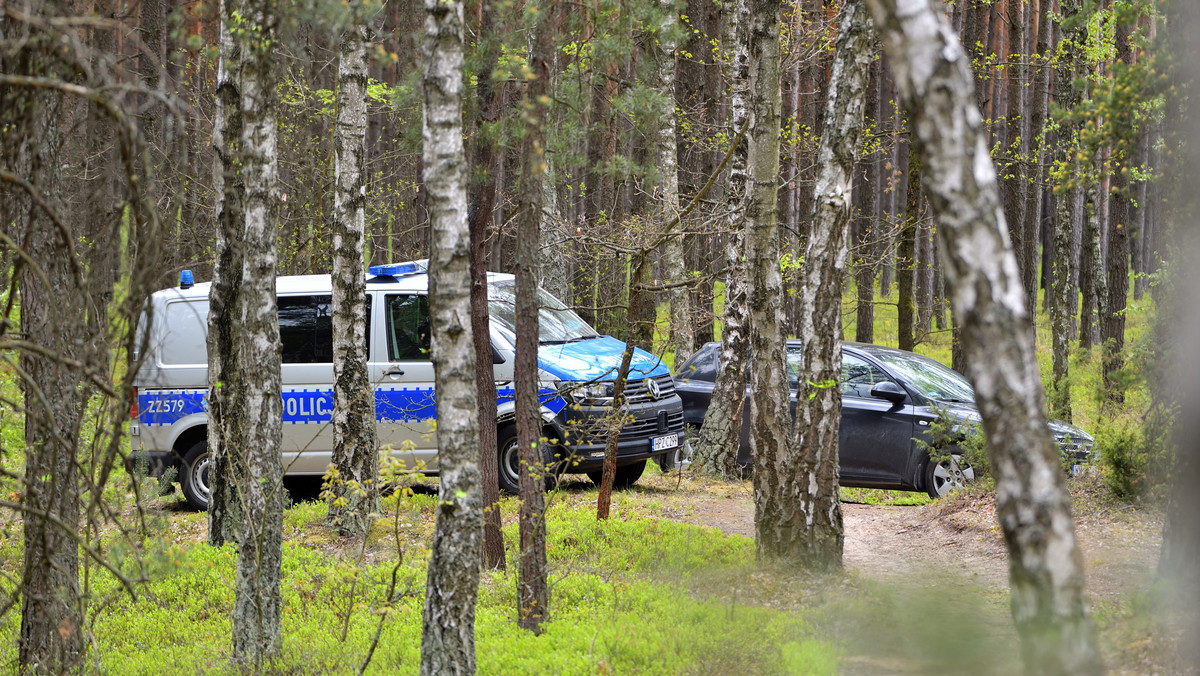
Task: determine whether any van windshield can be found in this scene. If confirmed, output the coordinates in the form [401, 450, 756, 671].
[488, 281, 599, 344]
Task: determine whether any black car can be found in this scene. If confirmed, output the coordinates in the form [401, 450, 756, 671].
[673, 341, 1095, 498]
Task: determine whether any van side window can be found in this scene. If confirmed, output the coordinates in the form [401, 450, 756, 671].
[386, 294, 430, 360]
[278, 295, 372, 364]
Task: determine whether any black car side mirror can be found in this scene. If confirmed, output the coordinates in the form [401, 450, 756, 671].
[870, 381, 907, 404]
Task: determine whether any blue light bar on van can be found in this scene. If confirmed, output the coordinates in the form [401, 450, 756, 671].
[180, 269, 194, 289]
[368, 261, 427, 278]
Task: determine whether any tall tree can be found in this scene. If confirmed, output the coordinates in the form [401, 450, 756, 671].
[787, 0, 875, 569]
[467, 0, 507, 571]
[862, 0, 1104, 671]
[693, 0, 751, 479]
[419, 0, 484, 671]
[741, 0, 793, 562]
[897, 147, 920, 351]
[327, 7, 380, 537]
[207, 0, 287, 662]
[1021, 0, 1054, 313]
[2, 5, 85, 668]
[655, 0, 694, 365]
[1102, 17, 1134, 405]
[1049, 0, 1088, 422]
[514, 0, 556, 634]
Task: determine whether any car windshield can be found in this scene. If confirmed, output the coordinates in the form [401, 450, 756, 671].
[870, 350, 975, 404]
[488, 281, 599, 344]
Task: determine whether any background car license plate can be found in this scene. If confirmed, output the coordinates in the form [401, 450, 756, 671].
[652, 434, 679, 452]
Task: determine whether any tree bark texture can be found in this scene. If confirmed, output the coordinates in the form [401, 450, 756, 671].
[786, 0, 875, 570]
[741, 0, 794, 563]
[694, 0, 751, 480]
[862, 0, 1104, 672]
[216, 0, 287, 663]
[419, 0, 484, 671]
[1102, 21, 1133, 406]
[1020, 0, 1054, 314]
[467, 0, 507, 572]
[1048, 0, 1086, 423]
[3, 12, 86, 665]
[514, 0, 556, 635]
[207, 0, 246, 548]
[328, 20, 380, 537]
[655, 0, 694, 366]
[898, 146, 920, 351]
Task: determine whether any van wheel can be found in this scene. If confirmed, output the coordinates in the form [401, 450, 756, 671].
[498, 426, 560, 494]
[180, 441, 212, 510]
[497, 427, 522, 495]
[587, 460, 646, 489]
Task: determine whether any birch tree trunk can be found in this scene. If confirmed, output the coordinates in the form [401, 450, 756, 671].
[656, 0, 694, 365]
[514, 0, 557, 634]
[742, 0, 795, 562]
[693, 0, 750, 479]
[786, 0, 874, 569]
[208, 0, 287, 662]
[327, 18, 380, 537]
[862, 0, 1104, 672]
[419, 0, 483, 671]
[207, 0, 246, 548]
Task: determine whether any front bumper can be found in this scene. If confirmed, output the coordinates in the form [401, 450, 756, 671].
[551, 395, 686, 472]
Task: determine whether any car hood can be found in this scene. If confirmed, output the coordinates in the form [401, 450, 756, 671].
[537, 335, 670, 381]
[932, 400, 1093, 442]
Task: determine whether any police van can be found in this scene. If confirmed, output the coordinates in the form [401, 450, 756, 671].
[128, 261, 686, 509]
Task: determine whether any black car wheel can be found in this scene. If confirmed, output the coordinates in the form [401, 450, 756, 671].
[180, 440, 212, 510]
[587, 459, 646, 488]
[925, 451, 975, 499]
[497, 426, 561, 494]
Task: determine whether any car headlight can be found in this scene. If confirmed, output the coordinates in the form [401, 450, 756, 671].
[556, 380, 614, 405]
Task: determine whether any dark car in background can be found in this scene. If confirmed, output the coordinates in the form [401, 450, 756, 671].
[674, 341, 1094, 498]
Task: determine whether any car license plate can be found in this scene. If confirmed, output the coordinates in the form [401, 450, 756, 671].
[652, 434, 679, 452]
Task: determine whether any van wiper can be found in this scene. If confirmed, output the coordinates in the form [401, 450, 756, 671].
[540, 336, 591, 345]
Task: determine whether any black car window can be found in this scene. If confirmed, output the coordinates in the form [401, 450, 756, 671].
[279, 295, 371, 364]
[386, 294, 430, 361]
[870, 350, 975, 403]
[841, 353, 892, 399]
[682, 349, 719, 382]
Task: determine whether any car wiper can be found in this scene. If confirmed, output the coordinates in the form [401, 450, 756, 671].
[540, 335, 595, 345]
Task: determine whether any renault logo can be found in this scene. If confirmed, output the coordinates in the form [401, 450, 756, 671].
[644, 378, 661, 400]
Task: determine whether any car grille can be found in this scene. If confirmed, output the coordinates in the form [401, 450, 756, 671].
[623, 374, 677, 405]
[1055, 434, 1094, 461]
[561, 409, 685, 444]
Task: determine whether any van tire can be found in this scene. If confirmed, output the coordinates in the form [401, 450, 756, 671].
[497, 426, 522, 495]
[497, 426, 559, 494]
[180, 441, 212, 511]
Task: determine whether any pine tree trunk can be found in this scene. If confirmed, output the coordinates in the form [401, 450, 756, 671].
[468, 0, 507, 571]
[4, 19, 85, 665]
[862, 0, 1104, 671]
[419, 1, 484, 671]
[1021, 0, 1054, 313]
[786, 0, 875, 569]
[328, 20, 380, 537]
[1048, 0, 1085, 423]
[741, 0, 794, 562]
[1102, 22, 1133, 406]
[898, 146, 920, 351]
[514, 0, 556, 634]
[694, 0, 751, 479]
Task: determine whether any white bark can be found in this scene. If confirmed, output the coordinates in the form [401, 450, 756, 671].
[741, 0, 793, 563]
[328, 19, 379, 537]
[655, 0, 694, 365]
[785, 0, 874, 569]
[419, 0, 483, 672]
[862, 0, 1103, 671]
